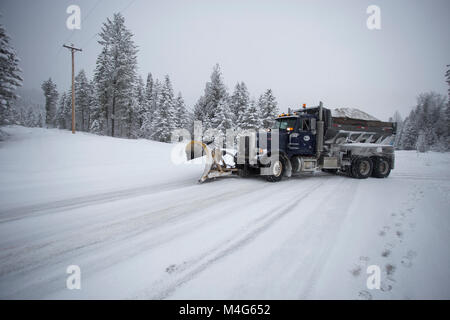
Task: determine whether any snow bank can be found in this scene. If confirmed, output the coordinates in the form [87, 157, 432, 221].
[0, 126, 449, 300]
[0, 126, 204, 212]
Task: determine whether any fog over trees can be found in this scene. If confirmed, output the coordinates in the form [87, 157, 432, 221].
[1, 15, 448, 152]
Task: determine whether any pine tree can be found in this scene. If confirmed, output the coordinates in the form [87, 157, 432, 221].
[211, 98, 233, 133]
[7, 89, 45, 128]
[120, 75, 144, 139]
[446, 64, 450, 102]
[132, 75, 146, 138]
[74, 70, 91, 131]
[240, 99, 260, 130]
[151, 75, 175, 142]
[145, 73, 154, 115]
[41, 78, 58, 127]
[56, 92, 71, 129]
[140, 77, 160, 139]
[139, 73, 154, 138]
[93, 46, 110, 134]
[193, 95, 208, 124]
[416, 131, 427, 152]
[258, 89, 278, 129]
[232, 82, 250, 129]
[173, 92, 189, 130]
[399, 115, 417, 150]
[87, 79, 96, 131]
[0, 21, 23, 124]
[398, 92, 448, 151]
[194, 64, 228, 127]
[94, 13, 138, 137]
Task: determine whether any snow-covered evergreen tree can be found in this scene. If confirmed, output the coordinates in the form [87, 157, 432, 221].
[193, 95, 208, 124]
[446, 64, 450, 102]
[399, 92, 448, 151]
[94, 13, 138, 137]
[74, 70, 91, 131]
[232, 82, 250, 129]
[416, 131, 427, 153]
[140, 76, 161, 139]
[258, 89, 278, 129]
[239, 99, 260, 130]
[55, 91, 71, 129]
[41, 78, 58, 127]
[0, 21, 23, 124]
[86, 79, 96, 132]
[194, 64, 228, 128]
[211, 98, 233, 133]
[145, 73, 154, 115]
[151, 75, 175, 142]
[93, 46, 110, 134]
[173, 92, 189, 130]
[121, 75, 144, 139]
[9, 89, 45, 128]
[132, 75, 146, 138]
[399, 115, 417, 150]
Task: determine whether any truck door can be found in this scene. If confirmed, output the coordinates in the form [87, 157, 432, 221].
[289, 118, 316, 155]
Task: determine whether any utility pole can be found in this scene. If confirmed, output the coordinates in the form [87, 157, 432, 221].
[63, 44, 82, 134]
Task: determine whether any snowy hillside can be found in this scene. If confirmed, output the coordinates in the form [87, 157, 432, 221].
[332, 108, 380, 121]
[0, 126, 449, 299]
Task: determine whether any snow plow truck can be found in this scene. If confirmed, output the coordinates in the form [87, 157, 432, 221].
[186, 102, 396, 183]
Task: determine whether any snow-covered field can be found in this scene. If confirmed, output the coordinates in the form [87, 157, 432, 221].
[0, 126, 449, 300]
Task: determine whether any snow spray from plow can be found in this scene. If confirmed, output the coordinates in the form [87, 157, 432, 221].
[185, 140, 237, 183]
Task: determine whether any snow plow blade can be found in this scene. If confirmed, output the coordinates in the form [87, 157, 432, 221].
[185, 141, 237, 183]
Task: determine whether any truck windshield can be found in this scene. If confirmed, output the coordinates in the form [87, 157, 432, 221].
[272, 118, 297, 130]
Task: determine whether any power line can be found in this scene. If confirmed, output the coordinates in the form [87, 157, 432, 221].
[55, 0, 103, 58]
[80, 0, 138, 50]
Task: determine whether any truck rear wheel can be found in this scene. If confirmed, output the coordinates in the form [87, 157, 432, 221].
[372, 157, 391, 178]
[265, 159, 284, 182]
[351, 157, 373, 179]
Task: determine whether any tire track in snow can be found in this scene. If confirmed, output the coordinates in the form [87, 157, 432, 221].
[136, 178, 334, 299]
[3, 179, 302, 300]
[0, 178, 196, 223]
[391, 173, 450, 182]
[0, 181, 271, 281]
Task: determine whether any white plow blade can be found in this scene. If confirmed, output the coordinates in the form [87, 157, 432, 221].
[185, 141, 236, 183]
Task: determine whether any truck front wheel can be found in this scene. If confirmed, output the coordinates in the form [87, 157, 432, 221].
[351, 157, 373, 179]
[372, 157, 391, 178]
[265, 159, 284, 182]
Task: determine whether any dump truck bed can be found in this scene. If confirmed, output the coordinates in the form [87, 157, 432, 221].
[325, 116, 396, 143]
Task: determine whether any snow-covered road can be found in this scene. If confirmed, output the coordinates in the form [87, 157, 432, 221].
[0, 126, 449, 299]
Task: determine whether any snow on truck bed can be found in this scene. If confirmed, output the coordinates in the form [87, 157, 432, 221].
[332, 107, 380, 121]
[0, 126, 449, 299]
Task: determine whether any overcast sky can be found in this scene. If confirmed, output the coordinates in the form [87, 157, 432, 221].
[1, 0, 449, 120]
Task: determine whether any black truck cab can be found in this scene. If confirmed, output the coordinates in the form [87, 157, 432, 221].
[271, 114, 316, 157]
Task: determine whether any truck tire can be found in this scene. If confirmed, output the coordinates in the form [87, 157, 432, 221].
[237, 168, 249, 178]
[265, 158, 284, 182]
[351, 157, 373, 179]
[372, 157, 391, 178]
